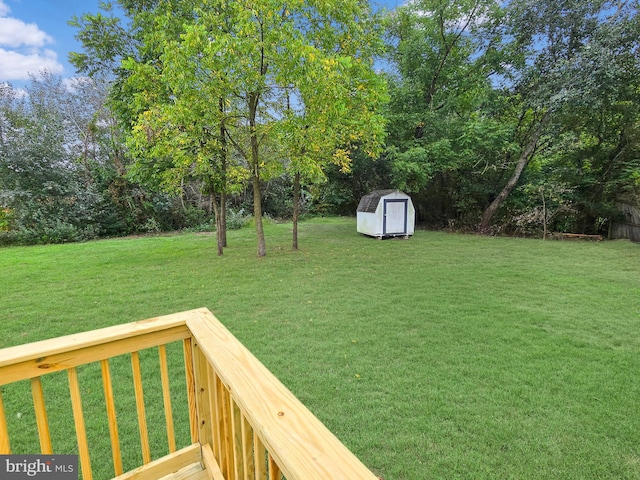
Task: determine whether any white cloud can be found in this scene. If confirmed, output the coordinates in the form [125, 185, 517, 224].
[0, 17, 54, 48]
[0, 0, 63, 82]
[0, 48, 62, 80]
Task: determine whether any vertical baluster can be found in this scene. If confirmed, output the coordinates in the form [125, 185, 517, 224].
[68, 367, 92, 480]
[210, 370, 221, 460]
[30, 377, 52, 454]
[0, 388, 10, 454]
[268, 452, 281, 480]
[215, 375, 228, 477]
[231, 398, 244, 479]
[254, 433, 267, 480]
[100, 359, 123, 476]
[158, 344, 176, 453]
[131, 351, 151, 464]
[241, 414, 255, 480]
[183, 337, 198, 443]
[206, 364, 220, 459]
[222, 388, 234, 477]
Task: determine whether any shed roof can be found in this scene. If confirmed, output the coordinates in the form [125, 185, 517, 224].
[357, 189, 399, 213]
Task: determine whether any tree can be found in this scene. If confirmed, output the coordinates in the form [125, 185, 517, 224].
[124, 52, 243, 255]
[0, 73, 118, 243]
[477, 0, 640, 232]
[123, 0, 387, 256]
[71, 0, 236, 252]
[278, 54, 387, 249]
[384, 0, 511, 227]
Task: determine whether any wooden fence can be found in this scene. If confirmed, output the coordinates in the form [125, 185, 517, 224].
[611, 201, 640, 242]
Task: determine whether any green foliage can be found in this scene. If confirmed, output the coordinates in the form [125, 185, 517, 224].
[262, 177, 294, 219]
[311, 149, 392, 215]
[112, 0, 388, 255]
[224, 208, 252, 230]
[0, 75, 109, 243]
[0, 208, 12, 231]
[3, 0, 636, 242]
[382, 0, 513, 226]
[475, 0, 640, 232]
[0, 73, 213, 246]
[380, 0, 640, 233]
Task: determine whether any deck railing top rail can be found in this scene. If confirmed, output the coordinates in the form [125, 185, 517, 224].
[0, 309, 195, 386]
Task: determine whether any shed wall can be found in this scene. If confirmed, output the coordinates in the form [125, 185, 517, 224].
[357, 212, 381, 236]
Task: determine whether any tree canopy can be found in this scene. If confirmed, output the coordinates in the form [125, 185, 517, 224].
[82, 0, 387, 256]
[1, 0, 638, 247]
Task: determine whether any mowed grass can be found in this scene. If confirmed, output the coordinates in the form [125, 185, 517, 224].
[1, 217, 639, 479]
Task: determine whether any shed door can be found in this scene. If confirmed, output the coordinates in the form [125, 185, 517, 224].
[383, 199, 408, 235]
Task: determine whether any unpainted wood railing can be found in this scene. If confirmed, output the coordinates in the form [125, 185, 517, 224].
[0, 308, 379, 480]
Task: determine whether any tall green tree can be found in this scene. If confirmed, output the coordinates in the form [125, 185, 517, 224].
[477, 0, 640, 232]
[71, 0, 236, 252]
[278, 48, 387, 249]
[384, 0, 510, 227]
[123, 0, 387, 256]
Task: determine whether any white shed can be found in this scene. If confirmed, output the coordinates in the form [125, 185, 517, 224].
[357, 189, 415, 239]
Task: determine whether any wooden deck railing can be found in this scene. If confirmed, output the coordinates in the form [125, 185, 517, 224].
[0, 308, 379, 480]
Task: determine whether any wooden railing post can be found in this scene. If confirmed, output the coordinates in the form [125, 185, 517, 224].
[193, 343, 214, 449]
[221, 387, 233, 477]
[158, 344, 177, 453]
[231, 398, 244, 479]
[131, 351, 151, 465]
[214, 373, 229, 477]
[241, 416, 255, 479]
[68, 367, 92, 480]
[183, 337, 198, 444]
[254, 432, 267, 480]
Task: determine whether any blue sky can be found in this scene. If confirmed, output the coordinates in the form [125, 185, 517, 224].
[0, 0, 403, 88]
[0, 0, 107, 85]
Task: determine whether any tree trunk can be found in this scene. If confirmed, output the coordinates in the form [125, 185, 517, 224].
[211, 194, 224, 256]
[220, 190, 227, 248]
[249, 92, 266, 257]
[252, 173, 266, 257]
[292, 171, 300, 250]
[478, 112, 550, 233]
[219, 97, 228, 248]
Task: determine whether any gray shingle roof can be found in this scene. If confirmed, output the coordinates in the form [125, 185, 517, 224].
[357, 189, 398, 213]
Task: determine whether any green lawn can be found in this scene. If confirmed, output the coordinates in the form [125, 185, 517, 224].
[1, 217, 639, 479]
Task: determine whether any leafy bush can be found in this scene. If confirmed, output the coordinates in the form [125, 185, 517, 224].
[142, 217, 161, 233]
[0, 208, 13, 232]
[225, 208, 251, 230]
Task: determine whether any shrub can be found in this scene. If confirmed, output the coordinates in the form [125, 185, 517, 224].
[225, 208, 251, 230]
